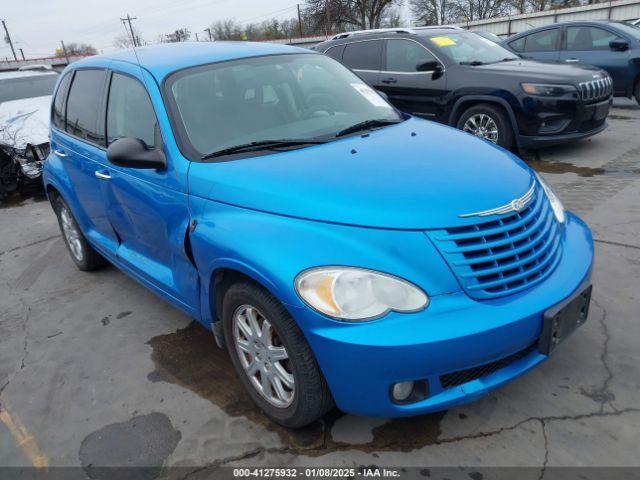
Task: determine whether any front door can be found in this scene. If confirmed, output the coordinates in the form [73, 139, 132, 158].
[341, 39, 383, 87]
[518, 27, 562, 62]
[378, 38, 448, 120]
[559, 25, 631, 95]
[101, 68, 199, 316]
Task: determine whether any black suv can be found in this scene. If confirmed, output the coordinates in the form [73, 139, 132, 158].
[314, 27, 613, 150]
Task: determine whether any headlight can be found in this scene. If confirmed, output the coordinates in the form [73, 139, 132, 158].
[521, 83, 577, 96]
[535, 172, 565, 224]
[295, 267, 428, 321]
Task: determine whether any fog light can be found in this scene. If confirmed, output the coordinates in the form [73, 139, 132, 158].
[391, 381, 414, 402]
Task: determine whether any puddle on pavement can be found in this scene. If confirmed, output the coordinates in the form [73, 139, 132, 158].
[147, 321, 444, 454]
[523, 153, 605, 177]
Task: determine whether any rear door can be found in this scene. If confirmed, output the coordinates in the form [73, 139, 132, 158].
[101, 65, 199, 316]
[50, 68, 119, 255]
[559, 25, 630, 94]
[341, 39, 383, 87]
[378, 38, 448, 120]
[512, 27, 561, 62]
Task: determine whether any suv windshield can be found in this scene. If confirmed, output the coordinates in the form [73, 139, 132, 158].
[0, 74, 59, 103]
[165, 53, 401, 159]
[419, 31, 519, 65]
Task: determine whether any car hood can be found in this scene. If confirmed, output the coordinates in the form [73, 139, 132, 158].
[472, 59, 606, 83]
[0, 95, 51, 150]
[188, 117, 536, 230]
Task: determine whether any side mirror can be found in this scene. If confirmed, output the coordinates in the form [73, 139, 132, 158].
[609, 39, 629, 51]
[416, 60, 443, 73]
[107, 138, 166, 170]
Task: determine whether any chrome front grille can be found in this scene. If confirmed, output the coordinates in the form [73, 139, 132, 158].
[428, 185, 562, 300]
[578, 76, 612, 102]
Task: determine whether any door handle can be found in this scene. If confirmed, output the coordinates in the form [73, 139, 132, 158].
[94, 171, 111, 180]
[565, 58, 580, 63]
[54, 149, 68, 157]
[381, 77, 397, 84]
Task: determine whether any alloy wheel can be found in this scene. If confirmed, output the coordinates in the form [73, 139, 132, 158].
[463, 113, 499, 144]
[60, 206, 84, 262]
[232, 304, 295, 408]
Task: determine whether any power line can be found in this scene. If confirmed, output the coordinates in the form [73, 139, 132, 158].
[238, 5, 298, 24]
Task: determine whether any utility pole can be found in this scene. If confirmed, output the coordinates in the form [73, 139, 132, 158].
[120, 14, 138, 47]
[19, 48, 25, 60]
[297, 4, 303, 38]
[60, 40, 69, 63]
[1, 19, 18, 61]
[204, 27, 213, 41]
[325, 0, 332, 36]
[195, 32, 199, 41]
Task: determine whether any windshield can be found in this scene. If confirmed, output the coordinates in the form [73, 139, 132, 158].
[165, 53, 401, 159]
[613, 21, 640, 40]
[419, 31, 518, 64]
[0, 74, 58, 103]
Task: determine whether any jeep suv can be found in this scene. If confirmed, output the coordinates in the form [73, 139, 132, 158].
[314, 28, 613, 150]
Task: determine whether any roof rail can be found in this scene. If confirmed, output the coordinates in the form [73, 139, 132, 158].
[330, 27, 415, 40]
[412, 25, 463, 31]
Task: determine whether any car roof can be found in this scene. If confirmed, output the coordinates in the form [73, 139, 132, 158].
[510, 19, 628, 37]
[69, 41, 313, 82]
[0, 70, 58, 80]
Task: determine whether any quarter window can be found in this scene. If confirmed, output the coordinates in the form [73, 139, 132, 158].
[325, 45, 345, 61]
[566, 26, 621, 51]
[385, 39, 437, 72]
[523, 29, 560, 52]
[508, 37, 526, 53]
[65, 69, 107, 145]
[342, 40, 383, 70]
[52, 73, 72, 130]
[107, 73, 156, 148]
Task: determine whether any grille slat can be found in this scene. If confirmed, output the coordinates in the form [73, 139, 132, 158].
[428, 184, 563, 300]
[579, 76, 612, 103]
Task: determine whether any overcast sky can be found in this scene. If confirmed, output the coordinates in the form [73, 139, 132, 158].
[1, 0, 411, 60]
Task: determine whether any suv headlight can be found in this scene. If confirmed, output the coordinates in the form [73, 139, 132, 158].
[536, 172, 565, 224]
[295, 267, 428, 321]
[521, 83, 577, 96]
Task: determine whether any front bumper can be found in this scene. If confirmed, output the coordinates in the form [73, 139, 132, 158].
[292, 213, 593, 417]
[516, 96, 612, 149]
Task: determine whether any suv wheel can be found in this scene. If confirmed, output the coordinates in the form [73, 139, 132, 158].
[457, 103, 514, 150]
[53, 196, 107, 271]
[222, 281, 333, 427]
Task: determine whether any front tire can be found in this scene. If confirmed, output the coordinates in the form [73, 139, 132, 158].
[53, 196, 107, 271]
[222, 282, 333, 427]
[457, 103, 514, 150]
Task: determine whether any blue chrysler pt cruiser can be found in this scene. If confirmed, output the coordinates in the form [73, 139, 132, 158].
[44, 42, 593, 427]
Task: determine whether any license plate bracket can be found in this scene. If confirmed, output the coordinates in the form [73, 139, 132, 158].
[593, 101, 610, 121]
[539, 285, 592, 355]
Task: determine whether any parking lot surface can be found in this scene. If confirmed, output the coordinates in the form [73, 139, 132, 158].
[1, 99, 639, 476]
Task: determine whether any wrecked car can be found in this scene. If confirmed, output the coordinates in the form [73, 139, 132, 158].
[0, 70, 58, 200]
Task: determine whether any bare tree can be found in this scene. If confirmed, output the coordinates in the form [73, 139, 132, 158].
[55, 42, 97, 56]
[210, 19, 245, 40]
[410, 0, 452, 25]
[163, 28, 191, 43]
[451, 0, 509, 22]
[305, 0, 404, 32]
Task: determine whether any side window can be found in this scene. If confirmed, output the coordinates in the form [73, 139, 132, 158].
[524, 28, 560, 52]
[385, 39, 437, 72]
[325, 45, 345, 61]
[509, 37, 526, 53]
[342, 40, 383, 71]
[106, 73, 156, 148]
[52, 73, 72, 130]
[65, 69, 107, 145]
[566, 26, 621, 51]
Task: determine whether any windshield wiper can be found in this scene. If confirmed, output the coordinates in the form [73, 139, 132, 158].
[201, 139, 326, 160]
[460, 60, 484, 66]
[335, 119, 401, 138]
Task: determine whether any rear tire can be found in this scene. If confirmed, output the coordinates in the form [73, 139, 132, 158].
[222, 281, 333, 427]
[457, 103, 515, 151]
[53, 196, 107, 271]
[634, 79, 640, 105]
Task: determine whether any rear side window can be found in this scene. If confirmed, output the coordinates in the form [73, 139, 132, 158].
[106, 73, 156, 148]
[342, 40, 383, 70]
[65, 69, 107, 145]
[508, 37, 526, 53]
[385, 39, 437, 72]
[523, 29, 560, 52]
[566, 26, 621, 51]
[52, 73, 72, 130]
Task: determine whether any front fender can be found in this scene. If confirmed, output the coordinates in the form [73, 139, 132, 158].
[188, 196, 461, 326]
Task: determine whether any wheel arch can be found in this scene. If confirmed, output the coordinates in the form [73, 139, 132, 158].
[449, 95, 520, 148]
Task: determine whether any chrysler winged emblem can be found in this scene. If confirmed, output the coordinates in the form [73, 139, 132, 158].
[459, 182, 535, 218]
